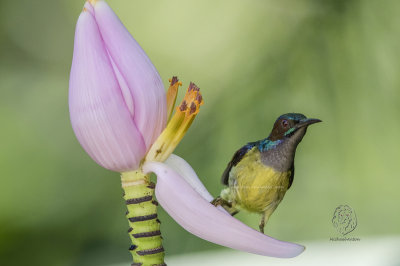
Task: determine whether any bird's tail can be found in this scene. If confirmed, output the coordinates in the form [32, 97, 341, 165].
[211, 196, 239, 216]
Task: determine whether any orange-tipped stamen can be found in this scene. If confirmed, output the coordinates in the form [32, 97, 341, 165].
[145, 80, 203, 163]
[166, 76, 182, 122]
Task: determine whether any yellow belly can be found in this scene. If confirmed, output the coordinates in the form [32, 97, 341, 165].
[228, 148, 291, 213]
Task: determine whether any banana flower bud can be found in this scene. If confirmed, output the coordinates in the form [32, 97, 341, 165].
[69, 0, 166, 172]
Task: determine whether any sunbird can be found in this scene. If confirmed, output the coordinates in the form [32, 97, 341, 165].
[212, 113, 321, 233]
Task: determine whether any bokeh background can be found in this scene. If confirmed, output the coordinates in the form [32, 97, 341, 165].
[1, 0, 400, 265]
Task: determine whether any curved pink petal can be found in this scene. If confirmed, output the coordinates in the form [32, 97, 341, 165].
[69, 9, 146, 172]
[164, 154, 230, 214]
[91, 0, 167, 150]
[143, 161, 305, 258]
[165, 154, 214, 202]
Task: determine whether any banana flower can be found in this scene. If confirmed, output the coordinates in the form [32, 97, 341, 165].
[69, 1, 304, 265]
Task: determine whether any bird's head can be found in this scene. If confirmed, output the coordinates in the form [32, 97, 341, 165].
[268, 113, 321, 143]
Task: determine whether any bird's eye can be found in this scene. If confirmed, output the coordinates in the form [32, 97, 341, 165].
[281, 119, 289, 128]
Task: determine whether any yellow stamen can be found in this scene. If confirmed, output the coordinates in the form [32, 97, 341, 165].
[145, 79, 203, 162]
[166, 76, 182, 122]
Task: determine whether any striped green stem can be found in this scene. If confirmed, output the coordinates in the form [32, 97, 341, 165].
[121, 171, 165, 266]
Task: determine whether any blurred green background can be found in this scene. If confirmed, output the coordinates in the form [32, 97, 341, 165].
[1, 0, 399, 265]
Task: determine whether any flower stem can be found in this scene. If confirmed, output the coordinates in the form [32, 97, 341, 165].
[121, 171, 165, 266]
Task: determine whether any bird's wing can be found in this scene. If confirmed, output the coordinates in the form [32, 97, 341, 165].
[288, 162, 294, 189]
[221, 142, 257, 185]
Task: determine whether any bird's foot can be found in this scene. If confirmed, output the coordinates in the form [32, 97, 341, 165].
[211, 197, 239, 216]
[211, 197, 232, 208]
[259, 224, 265, 234]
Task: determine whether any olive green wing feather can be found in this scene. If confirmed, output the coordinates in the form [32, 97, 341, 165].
[288, 163, 294, 189]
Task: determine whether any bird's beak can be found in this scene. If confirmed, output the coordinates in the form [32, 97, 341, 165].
[295, 118, 322, 129]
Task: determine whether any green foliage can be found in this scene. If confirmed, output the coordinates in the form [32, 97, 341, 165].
[1, 0, 399, 265]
